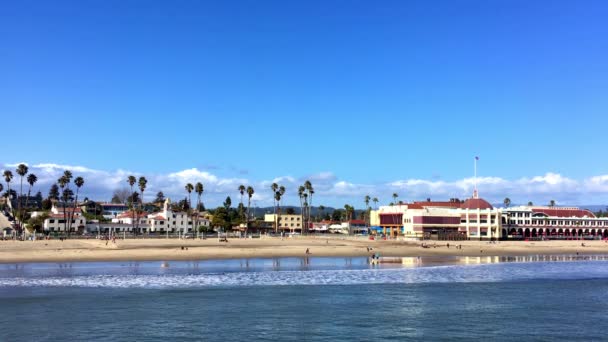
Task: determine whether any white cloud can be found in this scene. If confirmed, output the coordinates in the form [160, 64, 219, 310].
[2, 162, 608, 208]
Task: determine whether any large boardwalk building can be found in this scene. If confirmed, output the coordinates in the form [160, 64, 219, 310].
[502, 206, 608, 238]
[370, 194, 502, 240]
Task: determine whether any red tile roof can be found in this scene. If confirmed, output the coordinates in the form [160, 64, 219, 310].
[413, 201, 463, 208]
[116, 211, 148, 219]
[532, 208, 595, 218]
[461, 198, 493, 210]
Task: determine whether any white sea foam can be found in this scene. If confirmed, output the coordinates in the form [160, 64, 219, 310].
[1, 261, 608, 288]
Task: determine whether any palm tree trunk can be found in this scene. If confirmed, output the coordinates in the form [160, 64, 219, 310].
[246, 197, 251, 236]
[71, 188, 80, 235]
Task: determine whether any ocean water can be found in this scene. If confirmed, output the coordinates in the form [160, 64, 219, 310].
[1, 256, 608, 341]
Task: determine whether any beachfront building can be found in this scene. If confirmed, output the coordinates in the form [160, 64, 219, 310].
[43, 205, 86, 233]
[88, 199, 207, 235]
[369, 196, 503, 240]
[264, 214, 303, 232]
[502, 206, 608, 239]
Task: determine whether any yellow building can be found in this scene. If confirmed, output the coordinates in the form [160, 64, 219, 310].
[264, 214, 303, 231]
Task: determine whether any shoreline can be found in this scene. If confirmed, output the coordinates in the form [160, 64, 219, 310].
[2, 237, 608, 264]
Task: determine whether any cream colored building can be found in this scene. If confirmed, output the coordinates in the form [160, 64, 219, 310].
[370, 197, 503, 240]
[264, 214, 303, 231]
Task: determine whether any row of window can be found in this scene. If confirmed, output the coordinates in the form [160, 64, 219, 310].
[279, 217, 301, 221]
[48, 219, 84, 224]
[513, 220, 608, 226]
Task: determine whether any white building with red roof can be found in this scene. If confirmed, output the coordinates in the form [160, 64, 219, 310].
[502, 205, 608, 239]
[43, 204, 86, 233]
[370, 194, 503, 240]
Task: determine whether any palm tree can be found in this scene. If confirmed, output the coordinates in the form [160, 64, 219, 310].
[3, 170, 14, 220]
[271, 183, 278, 214]
[195, 182, 204, 237]
[62, 170, 73, 234]
[238, 184, 246, 223]
[138, 177, 147, 234]
[392, 193, 398, 205]
[246, 186, 254, 235]
[549, 200, 556, 208]
[275, 185, 286, 233]
[238, 184, 246, 205]
[70, 176, 84, 233]
[304, 180, 313, 234]
[63, 170, 73, 185]
[298, 185, 305, 233]
[15, 164, 28, 228]
[503, 197, 511, 208]
[127, 175, 136, 233]
[372, 197, 379, 210]
[57, 175, 69, 233]
[185, 183, 193, 208]
[303, 193, 308, 232]
[185, 183, 194, 236]
[274, 190, 281, 233]
[25, 174, 37, 211]
[318, 205, 325, 221]
[527, 201, 533, 206]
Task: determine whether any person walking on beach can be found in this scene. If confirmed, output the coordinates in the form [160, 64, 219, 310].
[305, 248, 310, 255]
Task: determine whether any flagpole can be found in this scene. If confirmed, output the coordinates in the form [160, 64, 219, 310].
[474, 157, 478, 199]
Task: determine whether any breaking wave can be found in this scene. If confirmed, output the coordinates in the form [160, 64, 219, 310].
[2, 261, 608, 288]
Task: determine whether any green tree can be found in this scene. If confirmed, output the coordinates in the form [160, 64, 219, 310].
[549, 200, 556, 207]
[392, 193, 398, 205]
[48, 184, 59, 202]
[28, 212, 48, 233]
[155, 191, 165, 204]
[212, 207, 230, 232]
[3, 170, 14, 221]
[224, 196, 232, 211]
[372, 197, 379, 210]
[318, 205, 325, 221]
[332, 209, 343, 222]
[127, 175, 137, 232]
[527, 201, 533, 206]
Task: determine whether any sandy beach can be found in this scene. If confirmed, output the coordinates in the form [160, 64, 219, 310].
[2, 236, 608, 263]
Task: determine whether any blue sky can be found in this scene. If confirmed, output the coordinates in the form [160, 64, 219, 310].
[2, 1, 608, 207]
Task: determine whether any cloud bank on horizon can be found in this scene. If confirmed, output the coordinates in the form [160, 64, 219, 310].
[2, 162, 607, 208]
